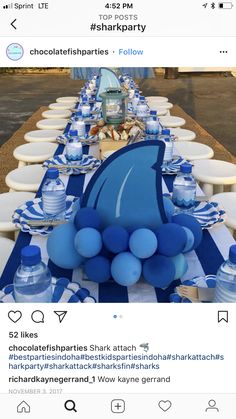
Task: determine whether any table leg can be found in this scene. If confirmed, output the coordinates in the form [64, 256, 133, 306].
[18, 161, 26, 168]
[14, 230, 19, 241]
[202, 183, 213, 197]
[214, 185, 224, 194]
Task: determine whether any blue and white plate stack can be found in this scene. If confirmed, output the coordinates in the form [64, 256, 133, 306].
[162, 156, 189, 175]
[192, 201, 225, 229]
[0, 277, 96, 303]
[43, 154, 101, 175]
[13, 195, 78, 236]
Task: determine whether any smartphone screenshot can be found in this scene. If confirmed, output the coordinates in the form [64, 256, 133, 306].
[0, 1, 236, 418]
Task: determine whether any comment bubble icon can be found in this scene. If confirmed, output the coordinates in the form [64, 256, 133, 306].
[31, 310, 44, 324]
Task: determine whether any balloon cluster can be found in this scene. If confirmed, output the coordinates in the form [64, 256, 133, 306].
[47, 200, 203, 289]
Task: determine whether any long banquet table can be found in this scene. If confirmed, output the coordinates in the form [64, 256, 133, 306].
[0, 112, 235, 303]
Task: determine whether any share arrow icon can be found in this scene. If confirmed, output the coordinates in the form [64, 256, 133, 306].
[54, 311, 67, 323]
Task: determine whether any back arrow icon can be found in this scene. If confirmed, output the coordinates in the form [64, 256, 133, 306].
[11, 19, 17, 30]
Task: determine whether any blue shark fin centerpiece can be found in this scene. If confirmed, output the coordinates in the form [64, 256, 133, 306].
[81, 141, 168, 229]
[96, 67, 121, 102]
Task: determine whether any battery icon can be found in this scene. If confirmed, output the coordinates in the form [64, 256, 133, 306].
[219, 2, 233, 8]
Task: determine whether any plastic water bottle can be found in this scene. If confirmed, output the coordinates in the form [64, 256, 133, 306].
[13, 245, 52, 303]
[145, 117, 159, 140]
[81, 100, 91, 118]
[72, 110, 86, 137]
[136, 96, 148, 120]
[214, 245, 236, 302]
[149, 110, 157, 119]
[172, 163, 196, 212]
[42, 168, 66, 218]
[159, 129, 174, 166]
[132, 93, 140, 113]
[66, 130, 83, 163]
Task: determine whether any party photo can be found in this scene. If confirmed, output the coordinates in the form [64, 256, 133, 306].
[0, 66, 236, 303]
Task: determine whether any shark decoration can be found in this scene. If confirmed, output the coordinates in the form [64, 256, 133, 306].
[81, 140, 168, 230]
[96, 67, 121, 102]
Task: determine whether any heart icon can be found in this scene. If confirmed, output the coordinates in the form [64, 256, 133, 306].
[158, 400, 172, 412]
[8, 310, 22, 323]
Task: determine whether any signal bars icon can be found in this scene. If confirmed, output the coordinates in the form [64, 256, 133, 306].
[3, 3, 13, 9]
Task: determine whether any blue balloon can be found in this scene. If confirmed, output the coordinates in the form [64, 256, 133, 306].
[102, 225, 129, 254]
[111, 252, 142, 286]
[129, 228, 158, 259]
[143, 254, 175, 288]
[172, 214, 203, 249]
[84, 256, 111, 283]
[163, 196, 175, 221]
[182, 227, 195, 253]
[47, 222, 83, 269]
[170, 253, 188, 280]
[74, 228, 102, 258]
[74, 207, 101, 230]
[156, 223, 187, 257]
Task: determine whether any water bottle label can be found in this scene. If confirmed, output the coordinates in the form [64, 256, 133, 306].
[146, 120, 159, 135]
[66, 143, 83, 161]
[137, 104, 147, 117]
[42, 191, 66, 217]
[215, 282, 236, 302]
[163, 142, 173, 162]
[172, 188, 195, 209]
[75, 122, 86, 137]
[82, 105, 90, 118]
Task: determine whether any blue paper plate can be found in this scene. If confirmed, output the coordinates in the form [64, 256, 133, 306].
[0, 277, 96, 303]
[43, 154, 101, 175]
[192, 201, 226, 229]
[164, 194, 226, 229]
[13, 195, 78, 236]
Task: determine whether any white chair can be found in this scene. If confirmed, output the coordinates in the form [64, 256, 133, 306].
[56, 96, 77, 104]
[5, 164, 45, 192]
[174, 141, 214, 161]
[146, 96, 169, 105]
[170, 128, 196, 141]
[211, 192, 236, 234]
[159, 102, 173, 110]
[0, 192, 34, 238]
[192, 159, 236, 197]
[159, 116, 186, 128]
[149, 102, 173, 111]
[42, 109, 72, 119]
[49, 102, 75, 111]
[36, 119, 68, 130]
[0, 237, 15, 276]
[13, 142, 57, 167]
[24, 129, 62, 143]
[148, 105, 168, 116]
